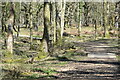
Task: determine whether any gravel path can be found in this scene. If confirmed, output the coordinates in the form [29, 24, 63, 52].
[55, 39, 120, 80]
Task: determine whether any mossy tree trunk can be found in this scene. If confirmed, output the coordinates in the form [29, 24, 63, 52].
[1, 3, 7, 48]
[1, 3, 7, 33]
[6, 2, 15, 54]
[55, 3, 61, 43]
[7, 25, 13, 54]
[41, 2, 50, 53]
[51, 2, 57, 43]
[29, 2, 33, 50]
[17, 2, 21, 37]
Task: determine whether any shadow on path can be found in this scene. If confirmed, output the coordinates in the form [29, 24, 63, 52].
[57, 57, 120, 66]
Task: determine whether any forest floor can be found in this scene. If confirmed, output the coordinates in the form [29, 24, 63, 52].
[28, 38, 119, 80]
[0, 28, 120, 80]
[10, 38, 118, 80]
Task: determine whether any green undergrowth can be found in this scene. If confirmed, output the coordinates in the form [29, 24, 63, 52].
[33, 51, 48, 62]
[116, 55, 120, 61]
[24, 73, 40, 79]
[23, 68, 58, 79]
[33, 68, 57, 75]
[2, 57, 29, 63]
[38, 60, 68, 67]
[32, 35, 42, 38]
[2, 63, 33, 76]
[25, 74, 56, 80]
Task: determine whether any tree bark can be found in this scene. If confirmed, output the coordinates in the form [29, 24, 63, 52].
[1, 3, 7, 48]
[17, 2, 21, 37]
[116, 2, 120, 49]
[7, 25, 13, 54]
[60, 0, 66, 39]
[29, 3, 33, 50]
[78, 2, 82, 36]
[42, 2, 50, 53]
[1, 3, 6, 33]
[83, 2, 89, 27]
[102, 1, 106, 37]
[52, 2, 57, 43]
[94, 19, 97, 39]
[6, 2, 15, 54]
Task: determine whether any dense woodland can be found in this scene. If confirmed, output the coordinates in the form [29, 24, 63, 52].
[0, 1, 120, 80]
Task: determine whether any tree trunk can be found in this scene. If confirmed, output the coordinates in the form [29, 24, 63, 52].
[94, 19, 97, 39]
[1, 3, 6, 33]
[29, 3, 33, 50]
[52, 2, 57, 43]
[107, 2, 110, 27]
[17, 2, 22, 37]
[30, 16, 33, 50]
[116, 2, 120, 48]
[1, 3, 7, 48]
[56, 2, 61, 43]
[102, 1, 106, 37]
[6, 2, 15, 54]
[41, 2, 50, 53]
[78, 2, 82, 36]
[60, 0, 66, 39]
[17, 25, 20, 37]
[84, 2, 89, 27]
[7, 25, 13, 54]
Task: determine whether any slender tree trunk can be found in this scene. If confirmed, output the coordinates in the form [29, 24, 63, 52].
[30, 15, 33, 50]
[42, 2, 50, 53]
[1, 3, 7, 48]
[60, 0, 66, 39]
[17, 25, 20, 37]
[94, 19, 97, 39]
[56, 2, 61, 42]
[78, 2, 82, 36]
[6, 2, 15, 54]
[52, 2, 57, 43]
[107, 2, 110, 27]
[84, 2, 89, 27]
[17, 2, 21, 37]
[1, 3, 6, 33]
[7, 25, 13, 54]
[116, 2, 120, 49]
[29, 3, 33, 50]
[25, 7, 28, 28]
[102, 1, 106, 37]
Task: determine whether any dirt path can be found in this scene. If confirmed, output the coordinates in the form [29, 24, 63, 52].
[0, 35, 119, 80]
[54, 39, 120, 80]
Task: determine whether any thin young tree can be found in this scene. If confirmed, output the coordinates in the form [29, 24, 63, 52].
[29, 2, 33, 50]
[1, 3, 7, 48]
[60, 0, 66, 39]
[78, 2, 83, 36]
[1, 3, 6, 33]
[116, 1, 120, 48]
[52, 2, 57, 43]
[102, 1, 106, 37]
